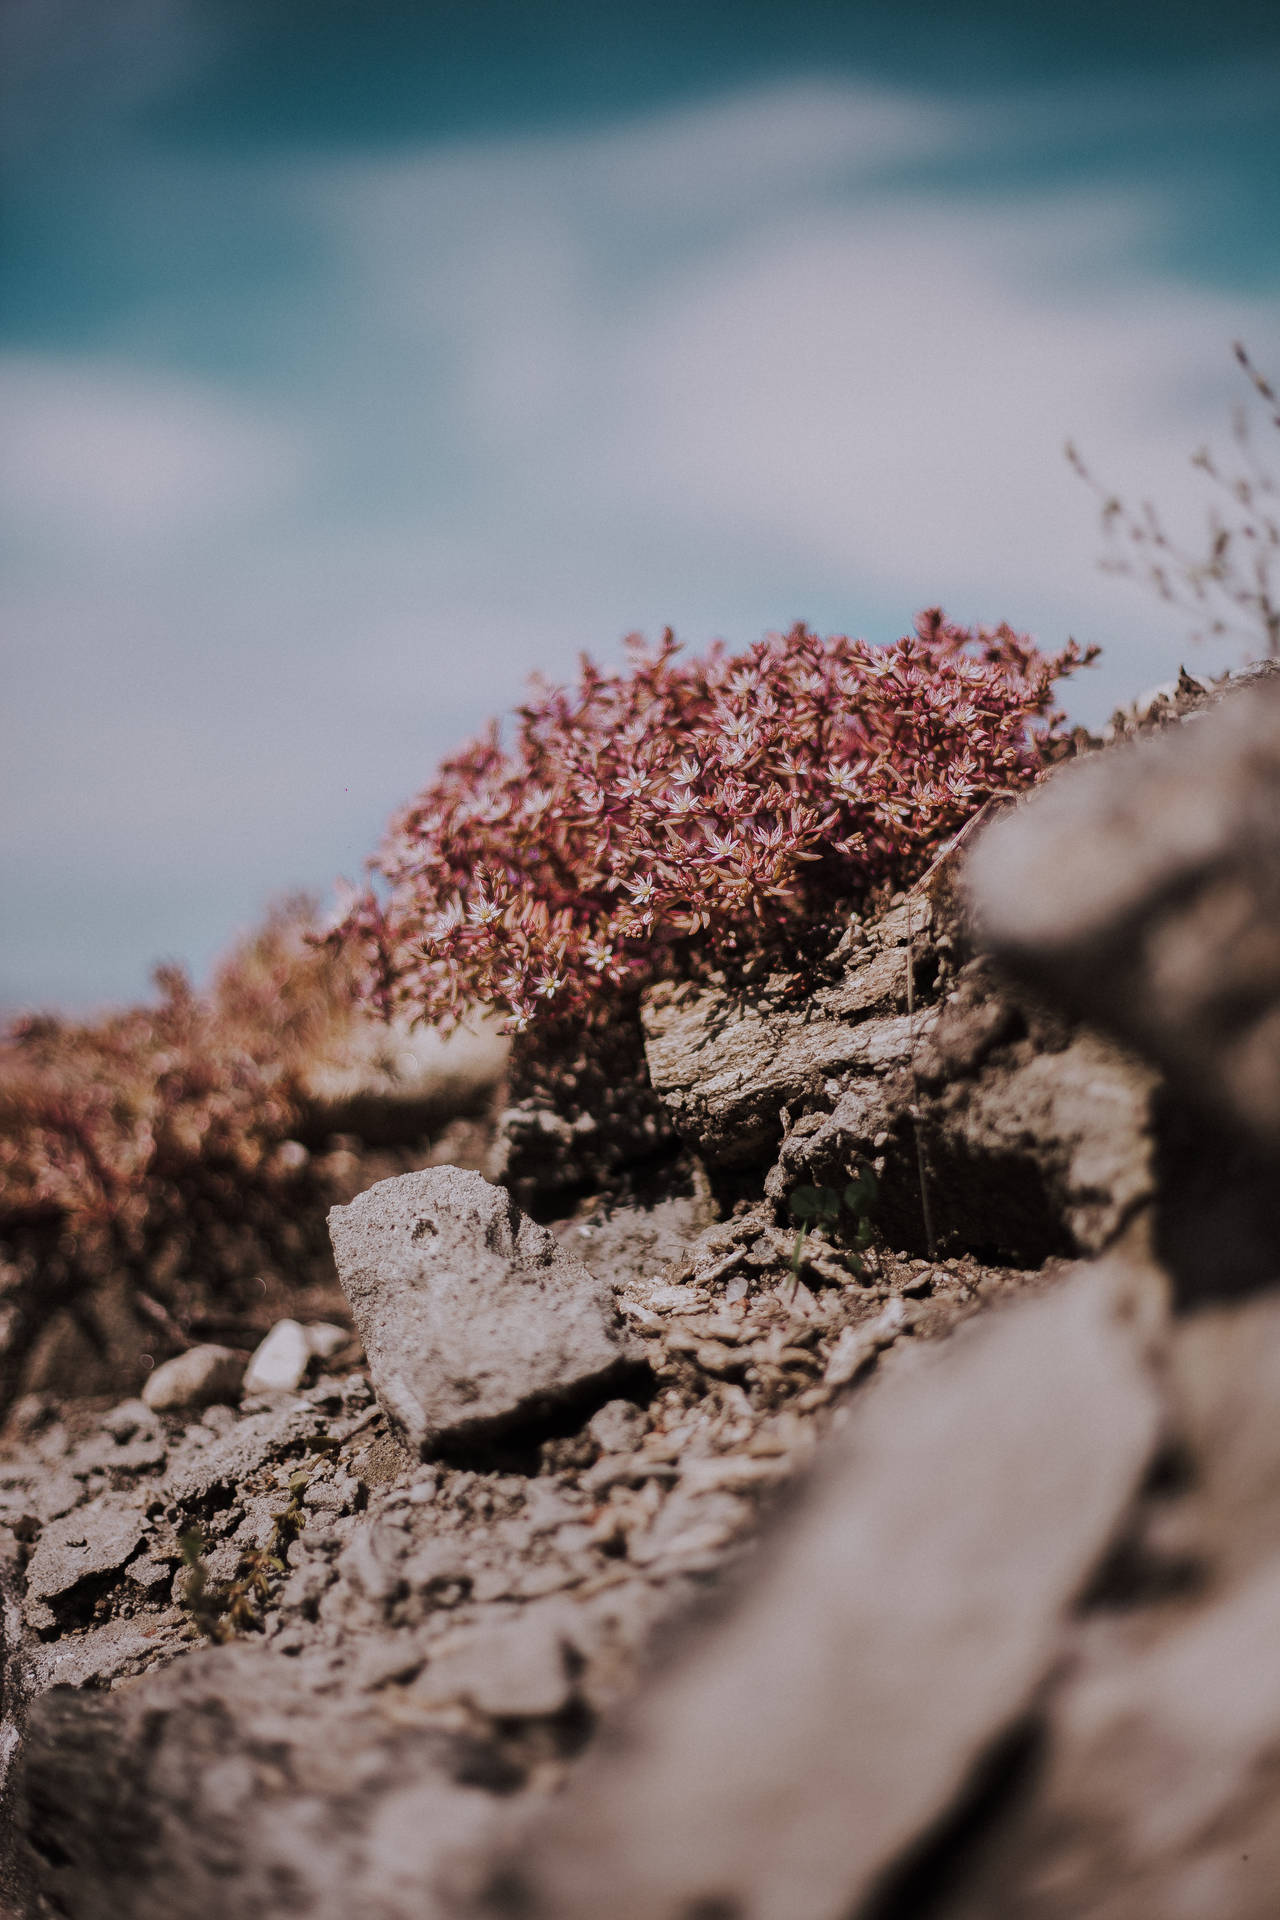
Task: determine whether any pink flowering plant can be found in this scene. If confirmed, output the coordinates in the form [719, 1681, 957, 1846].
[341, 611, 1095, 1034]
[0, 903, 357, 1237]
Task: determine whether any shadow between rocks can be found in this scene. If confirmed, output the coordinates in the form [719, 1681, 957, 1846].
[430, 1359, 657, 1476]
[859, 1717, 1049, 1920]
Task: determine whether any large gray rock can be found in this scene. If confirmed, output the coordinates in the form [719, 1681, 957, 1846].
[507, 1260, 1163, 1920]
[967, 673, 1280, 1151]
[328, 1167, 634, 1453]
[933, 1295, 1280, 1920]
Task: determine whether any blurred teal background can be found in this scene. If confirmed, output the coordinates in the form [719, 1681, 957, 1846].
[2, 0, 1278, 1009]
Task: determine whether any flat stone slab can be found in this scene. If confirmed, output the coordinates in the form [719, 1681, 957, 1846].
[328, 1167, 634, 1453]
[24, 1494, 146, 1629]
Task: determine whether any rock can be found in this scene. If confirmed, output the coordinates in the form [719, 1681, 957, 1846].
[163, 1402, 325, 1509]
[507, 1261, 1163, 1920]
[967, 673, 1280, 1152]
[1163, 1292, 1280, 1586]
[327, 1167, 635, 1453]
[927, 1283, 1280, 1919]
[411, 1603, 577, 1718]
[242, 1320, 312, 1396]
[822, 1294, 919, 1386]
[99, 1398, 159, 1441]
[640, 901, 926, 1171]
[142, 1345, 247, 1413]
[644, 909, 1154, 1268]
[23, 1494, 146, 1631]
[643, 985, 924, 1171]
[938, 1554, 1280, 1920]
[12, 1640, 527, 1920]
[922, 1027, 1158, 1258]
[304, 1321, 350, 1362]
[586, 1398, 648, 1455]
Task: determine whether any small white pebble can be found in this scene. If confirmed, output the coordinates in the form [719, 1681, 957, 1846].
[243, 1319, 311, 1396]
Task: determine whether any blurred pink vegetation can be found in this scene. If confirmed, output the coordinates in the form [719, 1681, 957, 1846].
[340, 611, 1096, 1033]
[0, 909, 357, 1236]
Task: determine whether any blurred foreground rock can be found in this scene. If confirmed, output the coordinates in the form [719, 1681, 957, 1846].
[507, 1261, 1162, 1920]
[969, 671, 1280, 1151]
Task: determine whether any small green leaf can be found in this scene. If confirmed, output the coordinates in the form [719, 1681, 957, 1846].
[844, 1168, 878, 1212]
[788, 1186, 828, 1222]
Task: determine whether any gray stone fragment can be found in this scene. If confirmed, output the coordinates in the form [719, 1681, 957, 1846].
[99, 1398, 158, 1441]
[24, 1495, 146, 1628]
[411, 1602, 577, 1718]
[586, 1398, 648, 1455]
[967, 673, 1280, 1149]
[305, 1321, 350, 1362]
[509, 1261, 1163, 1920]
[935, 1029, 1158, 1255]
[142, 1344, 247, 1413]
[822, 1294, 919, 1386]
[28, 1612, 185, 1693]
[328, 1167, 634, 1453]
[640, 903, 926, 1169]
[32, 1473, 81, 1524]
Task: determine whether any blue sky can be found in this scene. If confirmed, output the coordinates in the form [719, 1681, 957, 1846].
[2, 0, 1278, 1011]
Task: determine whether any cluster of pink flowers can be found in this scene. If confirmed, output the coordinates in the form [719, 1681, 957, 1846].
[342, 612, 1095, 1033]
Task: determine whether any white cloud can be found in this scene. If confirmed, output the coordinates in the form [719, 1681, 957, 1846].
[5, 72, 1277, 1006]
[596, 191, 1271, 621]
[0, 355, 308, 550]
[299, 92, 1273, 669]
[564, 78, 961, 220]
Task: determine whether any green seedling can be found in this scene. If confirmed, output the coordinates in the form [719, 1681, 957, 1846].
[787, 1167, 879, 1297]
[176, 1461, 314, 1642]
[177, 1528, 225, 1641]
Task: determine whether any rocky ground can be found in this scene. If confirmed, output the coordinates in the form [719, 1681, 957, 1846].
[2, 665, 1279, 1918]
